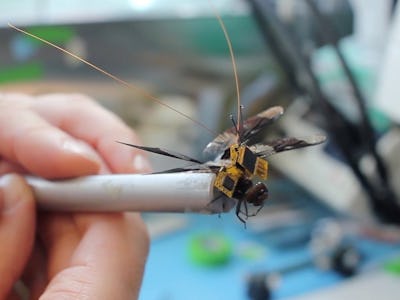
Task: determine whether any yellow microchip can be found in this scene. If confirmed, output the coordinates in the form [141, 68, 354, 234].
[216, 144, 269, 197]
[254, 158, 268, 180]
[229, 144, 239, 163]
[214, 166, 243, 198]
[236, 145, 269, 179]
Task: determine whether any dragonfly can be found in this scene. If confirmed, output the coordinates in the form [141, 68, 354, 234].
[9, 6, 325, 223]
[118, 106, 325, 223]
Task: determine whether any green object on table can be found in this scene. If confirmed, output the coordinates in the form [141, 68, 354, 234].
[384, 256, 400, 275]
[188, 232, 232, 266]
[0, 62, 43, 84]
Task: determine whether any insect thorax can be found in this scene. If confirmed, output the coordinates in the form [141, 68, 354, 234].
[214, 144, 268, 198]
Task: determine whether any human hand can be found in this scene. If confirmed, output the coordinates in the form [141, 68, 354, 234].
[0, 93, 150, 299]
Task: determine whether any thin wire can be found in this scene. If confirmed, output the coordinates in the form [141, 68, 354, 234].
[209, 4, 242, 141]
[9, 23, 217, 136]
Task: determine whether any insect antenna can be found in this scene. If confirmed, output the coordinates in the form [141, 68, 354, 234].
[8, 23, 216, 137]
[211, 4, 242, 143]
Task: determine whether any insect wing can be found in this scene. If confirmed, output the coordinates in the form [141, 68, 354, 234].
[152, 164, 220, 174]
[117, 142, 202, 164]
[240, 106, 284, 141]
[250, 135, 326, 158]
[203, 106, 284, 159]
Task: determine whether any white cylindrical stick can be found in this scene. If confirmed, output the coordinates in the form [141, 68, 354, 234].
[25, 173, 236, 214]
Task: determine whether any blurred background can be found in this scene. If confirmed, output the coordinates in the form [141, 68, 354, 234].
[2, 0, 400, 299]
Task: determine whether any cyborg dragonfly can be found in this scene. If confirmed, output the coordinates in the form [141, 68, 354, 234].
[119, 106, 325, 223]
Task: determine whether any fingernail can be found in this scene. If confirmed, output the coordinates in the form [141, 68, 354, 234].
[0, 174, 24, 213]
[132, 154, 152, 173]
[62, 139, 99, 162]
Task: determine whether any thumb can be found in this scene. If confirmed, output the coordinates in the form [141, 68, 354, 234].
[0, 174, 36, 299]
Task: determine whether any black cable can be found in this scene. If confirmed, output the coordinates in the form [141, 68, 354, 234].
[246, 0, 400, 223]
[304, 0, 398, 218]
[246, 0, 302, 95]
[303, 0, 391, 189]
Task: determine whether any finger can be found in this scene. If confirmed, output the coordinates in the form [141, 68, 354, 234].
[0, 105, 101, 179]
[40, 212, 149, 300]
[0, 174, 36, 300]
[33, 94, 152, 174]
[0, 159, 28, 176]
[37, 212, 81, 278]
[5, 289, 21, 300]
[21, 241, 48, 299]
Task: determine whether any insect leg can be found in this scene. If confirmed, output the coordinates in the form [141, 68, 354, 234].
[239, 199, 250, 220]
[235, 199, 246, 224]
[248, 205, 264, 217]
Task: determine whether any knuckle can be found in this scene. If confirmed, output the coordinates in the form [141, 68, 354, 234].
[69, 93, 95, 104]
